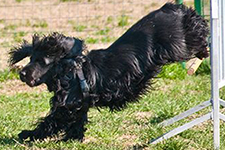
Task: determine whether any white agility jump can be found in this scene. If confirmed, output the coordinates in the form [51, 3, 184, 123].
[150, 0, 225, 149]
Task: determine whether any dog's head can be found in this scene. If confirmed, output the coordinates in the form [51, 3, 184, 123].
[9, 32, 85, 87]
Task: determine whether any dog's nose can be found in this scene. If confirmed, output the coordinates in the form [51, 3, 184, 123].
[19, 70, 27, 82]
[20, 70, 26, 77]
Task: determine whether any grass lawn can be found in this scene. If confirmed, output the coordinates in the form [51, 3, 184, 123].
[0, 63, 224, 150]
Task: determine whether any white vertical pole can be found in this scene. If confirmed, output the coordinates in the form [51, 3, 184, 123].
[218, 0, 222, 81]
[222, 0, 225, 80]
[211, 0, 220, 149]
[151, 1, 225, 148]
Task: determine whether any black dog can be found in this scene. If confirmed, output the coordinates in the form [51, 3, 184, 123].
[9, 3, 209, 141]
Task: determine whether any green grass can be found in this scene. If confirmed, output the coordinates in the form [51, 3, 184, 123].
[13, 31, 28, 43]
[106, 16, 114, 24]
[0, 19, 5, 24]
[158, 63, 187, 80]
[100, 36, 116, 43]
[196, 58, 211, 75]
[73, 25, 87, 32]
[118, 15, 129, 27]
[32, 20, 48, 28]
[0, 69, 19, 82]
[15, 0, 23, 2]
[95, 27, 110, 35]
[23, 19, 32, 27]
[0, 67, 224, 149]
[4, 24, 18, 31]
[68, 20, 87, 32]
[86, 37, 99, 44]
[0, 41, 11, 48]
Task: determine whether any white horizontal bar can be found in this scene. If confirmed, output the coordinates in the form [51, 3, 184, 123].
[220, 113, 225, 121]
[159, 100, 211, 127]
[220, 99, 225, 107]
[150, 113, 211, 144]
[218, 79, 225, 88]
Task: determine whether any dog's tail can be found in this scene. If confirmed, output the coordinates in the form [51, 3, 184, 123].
[154, 3, 209, 64]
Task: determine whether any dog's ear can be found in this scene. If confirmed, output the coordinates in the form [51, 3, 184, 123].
[9, 41, 33, 66]
[61, 37, 84, 58]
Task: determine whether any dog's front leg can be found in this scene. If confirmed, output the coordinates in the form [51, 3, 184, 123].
[18, 107, 70, 141]
[62, 111, 88, 141]
[62, 102, 89, 141]
[18, 113, 61, 141]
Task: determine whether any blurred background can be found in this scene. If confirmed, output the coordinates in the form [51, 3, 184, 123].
[0, 0, 202, 71]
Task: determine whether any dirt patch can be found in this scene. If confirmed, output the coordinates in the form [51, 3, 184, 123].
[83, 136, 98, 144]
[118, 134, 137, 147]
[135, 111, 153, 121]
[0, 79, 47, 95]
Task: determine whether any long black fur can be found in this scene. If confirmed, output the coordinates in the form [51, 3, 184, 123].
[9, 3, 209, 141]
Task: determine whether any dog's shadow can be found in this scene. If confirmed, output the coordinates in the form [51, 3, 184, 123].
[0, 137, 17, 146]
[130, 144, 149, 150]
[0, 137, 33, 148]
[149, 113, 174, 125]
[128, 114, 174, 149]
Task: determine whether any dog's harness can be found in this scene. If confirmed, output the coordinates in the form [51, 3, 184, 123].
[72, 57, 90, 103]
[61, 38, 91, 112]
[63, 37, 90, 104]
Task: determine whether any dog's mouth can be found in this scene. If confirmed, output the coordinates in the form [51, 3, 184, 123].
[20, 70, 46, 87]
[27, 79, 37, 87]
[23, 78, 41, 87]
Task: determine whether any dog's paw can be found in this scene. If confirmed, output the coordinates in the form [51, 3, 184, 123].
[18, 130, 33, 141]
[62, 130, 85, 142]
[61, 136, 84, 142]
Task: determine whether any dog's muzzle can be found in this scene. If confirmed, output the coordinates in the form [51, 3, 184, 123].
[19, 70, 41, 87]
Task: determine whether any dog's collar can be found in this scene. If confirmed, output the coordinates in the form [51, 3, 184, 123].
[65, 38, 83, 58]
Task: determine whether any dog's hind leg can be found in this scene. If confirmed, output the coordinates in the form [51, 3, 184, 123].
[182, 7, 209, 59]
[61, 102, 90, 141]
[153, 4, 209, 64]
